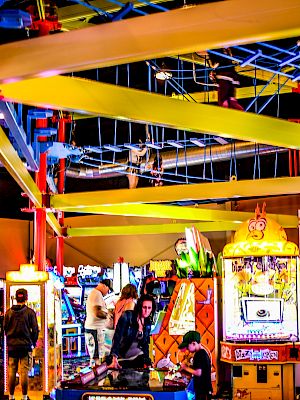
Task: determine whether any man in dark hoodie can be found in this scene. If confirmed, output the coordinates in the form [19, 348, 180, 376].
[4, 288, 39, 400]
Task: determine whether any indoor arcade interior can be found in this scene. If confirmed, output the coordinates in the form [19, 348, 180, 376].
[1, 0, 300, 400]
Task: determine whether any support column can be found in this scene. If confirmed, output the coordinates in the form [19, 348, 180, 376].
[55, 114, 70, 275]
[34, 119, 48, 271]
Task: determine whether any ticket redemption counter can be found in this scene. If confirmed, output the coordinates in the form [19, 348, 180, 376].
[5, 264, 63, 399]
[221, 206, 300, 400]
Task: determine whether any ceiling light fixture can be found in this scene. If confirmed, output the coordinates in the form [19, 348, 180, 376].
[155, 70, 172, 80]
[190, 138, 205, 147]
[155, 62, 172, 81]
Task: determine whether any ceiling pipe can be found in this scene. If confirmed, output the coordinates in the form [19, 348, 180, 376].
[66, 142, 287, 179]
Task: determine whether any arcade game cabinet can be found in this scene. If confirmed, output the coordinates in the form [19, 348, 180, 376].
[5, 264, 62, 399]
[221, 205, 300, 400]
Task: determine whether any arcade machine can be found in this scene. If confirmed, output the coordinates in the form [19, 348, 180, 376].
[4, 264, 62, 399]
[56, 362, 189, 400]
[147, 227, 218, 394]
[60, 265, 85, 360]
[221, 204, 300, 400]
[0, 278, 4, 398]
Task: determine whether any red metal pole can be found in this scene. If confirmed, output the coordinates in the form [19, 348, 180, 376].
[56, 116, 70, 275]
[34, 119, 48, 271]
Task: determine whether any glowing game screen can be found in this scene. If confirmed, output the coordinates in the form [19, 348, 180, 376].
[223, 256, 299, 342]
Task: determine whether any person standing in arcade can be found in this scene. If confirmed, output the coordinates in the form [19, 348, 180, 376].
[84, 279, 113, 367]
[107, 294, 156, 369]
[4, 288, 39, 400]
[179, 331, 212, 400]
[114, 283, 138, 329]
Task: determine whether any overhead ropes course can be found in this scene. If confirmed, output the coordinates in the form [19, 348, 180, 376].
[0, 0, 300, 191]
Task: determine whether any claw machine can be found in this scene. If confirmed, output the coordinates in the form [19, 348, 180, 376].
[4, 264, 62, 399]
[221, 205, 300, 400]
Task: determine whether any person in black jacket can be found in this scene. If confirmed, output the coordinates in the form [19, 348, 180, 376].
[107, 294, 156, 369]
[4, 288, 39, 400]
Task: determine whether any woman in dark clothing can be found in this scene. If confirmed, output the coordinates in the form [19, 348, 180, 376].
[107, 294, 156, 369]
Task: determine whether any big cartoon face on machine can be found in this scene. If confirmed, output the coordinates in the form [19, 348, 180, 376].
[223, 207, 299, 343]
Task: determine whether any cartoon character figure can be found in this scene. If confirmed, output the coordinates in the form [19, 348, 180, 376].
[247, 203, 267, 241]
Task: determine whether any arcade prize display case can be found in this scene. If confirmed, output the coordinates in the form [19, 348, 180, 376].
[221, 205, 300, 400]
[4, 264, 63, 399]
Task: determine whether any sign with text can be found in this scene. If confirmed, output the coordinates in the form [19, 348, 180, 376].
[149, 260, 172, 277]
[81, 393, 154, 400]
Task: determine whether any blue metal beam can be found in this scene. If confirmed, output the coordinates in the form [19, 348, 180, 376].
[0, 102, 38, 171]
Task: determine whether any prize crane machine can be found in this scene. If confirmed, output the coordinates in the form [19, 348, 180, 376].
[221, 204, 300, 400]
[4, 264, 63, 399]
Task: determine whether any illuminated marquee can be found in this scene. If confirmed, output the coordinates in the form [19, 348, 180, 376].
[149, 260, 172, 278]
[6, 264, 48, 282]
[81, 394, 154, 400]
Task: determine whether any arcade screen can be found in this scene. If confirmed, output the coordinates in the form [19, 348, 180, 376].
[223, 256, 299, 342]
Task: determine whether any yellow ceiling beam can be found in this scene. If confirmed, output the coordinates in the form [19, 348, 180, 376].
[2, 76, 300, 149]
[51, 176, 300, 210]
[0, 127, 63, 236]
[1, 0, 300, 83]
[59, 203, 298, 227]
[0, 126, 42, 206]
[67, 221, 242, 237]
[172, 85, 293, 103]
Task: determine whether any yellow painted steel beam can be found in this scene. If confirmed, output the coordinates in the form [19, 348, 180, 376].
[172, 85, 293, 103]
[51, 176, 300, 210]
[67, 221, 242, 237]
[0, 127, 42, 206]
[1, 0, 300, 83]
[61, 203, 297, 228]
[2, 76, 300, 149]
[0, 127, 63, 236]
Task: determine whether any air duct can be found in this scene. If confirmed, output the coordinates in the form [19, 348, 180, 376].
[66, 142, 286, 179]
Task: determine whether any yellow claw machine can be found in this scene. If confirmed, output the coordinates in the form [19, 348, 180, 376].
[4, 264, 63, 399]
[221, 205, 300, 400]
